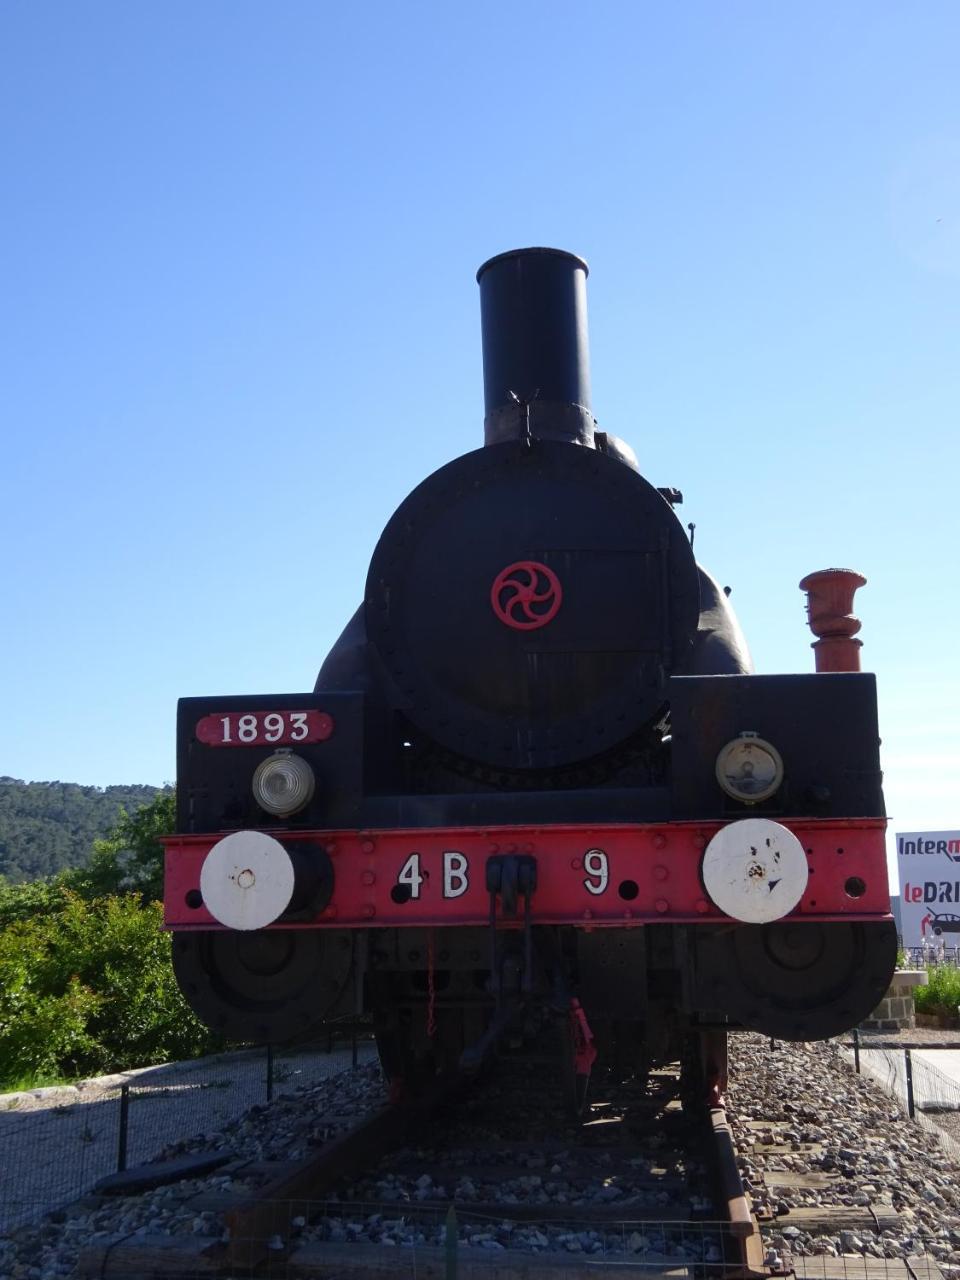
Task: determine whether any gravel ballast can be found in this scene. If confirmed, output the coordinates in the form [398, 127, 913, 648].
[728, 1035, 960, 1270]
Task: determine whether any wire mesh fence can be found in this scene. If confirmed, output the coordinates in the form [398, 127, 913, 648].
[63, 1207, 754, 1276]
[48, 1206, 952, 1278]
[846, 1033, 960, 1153]
[0, 1079, 125, 1235]
[758, 1237, 945, 1280]
[0, 1031, 376, 1236]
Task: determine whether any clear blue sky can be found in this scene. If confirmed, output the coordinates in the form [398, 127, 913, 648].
[2, 3, 957, 876]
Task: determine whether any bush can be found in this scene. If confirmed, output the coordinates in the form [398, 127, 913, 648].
[0, 966, 101, 1082]
[0, 876, 66, 929]
[0, 792, 229, 1088]
[0, 887, 221, 1087]
[913, 965, 960, 1021]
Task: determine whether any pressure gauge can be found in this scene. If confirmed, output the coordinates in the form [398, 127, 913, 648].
[715, 732, 783, 804]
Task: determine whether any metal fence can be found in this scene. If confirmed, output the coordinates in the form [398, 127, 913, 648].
[848, 1031, 960, 1149]
[47, 1209, 763, 1277]
[761, 1254, 944, 1280]
[902, 943, 960, 967]
[29, 1208, 950, 1278]
[0, 1033, 375, 1236]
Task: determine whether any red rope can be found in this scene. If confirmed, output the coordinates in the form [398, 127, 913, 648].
[427, 930, 437, 1038]
[569, 997, 597, 1075]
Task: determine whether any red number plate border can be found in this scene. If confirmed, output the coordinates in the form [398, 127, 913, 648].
[163, 818, 891, 930]
[195, 710, 334, 748]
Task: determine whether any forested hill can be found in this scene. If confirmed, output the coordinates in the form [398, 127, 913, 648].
[0, 778, 170, 881]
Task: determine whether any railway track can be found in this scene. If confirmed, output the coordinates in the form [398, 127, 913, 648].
[74, 1043, 762, 1278]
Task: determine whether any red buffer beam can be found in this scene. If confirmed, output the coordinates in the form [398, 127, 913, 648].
[163, 818, 891, 931]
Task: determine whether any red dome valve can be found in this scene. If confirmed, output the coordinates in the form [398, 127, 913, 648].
[799, 568, 866, 673]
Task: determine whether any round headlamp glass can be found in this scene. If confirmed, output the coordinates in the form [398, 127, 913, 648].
[715, 732, 783, 804]
[252, 750, 315, 817]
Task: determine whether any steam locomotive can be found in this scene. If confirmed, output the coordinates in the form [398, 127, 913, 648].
[163, 249, 897, 1104]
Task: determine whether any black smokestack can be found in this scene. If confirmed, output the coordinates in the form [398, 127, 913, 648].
[476, 248, 594, 447]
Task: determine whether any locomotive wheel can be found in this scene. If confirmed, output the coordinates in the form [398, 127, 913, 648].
[698, 920, 898, 1041]
[172, 928, 354, 1043]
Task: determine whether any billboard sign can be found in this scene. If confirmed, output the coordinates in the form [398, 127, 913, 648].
[897, 830, 960, 947]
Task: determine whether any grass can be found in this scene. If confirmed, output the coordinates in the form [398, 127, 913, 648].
[914, 965, 960, 1021]
[0, 1067, 76, 1095]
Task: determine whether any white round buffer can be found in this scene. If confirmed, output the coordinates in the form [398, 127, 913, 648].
[199, 831, 295, 931]
[701, 818, 809, 924]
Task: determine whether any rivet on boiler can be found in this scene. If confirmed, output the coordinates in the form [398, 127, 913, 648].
[362, 903, 376, 918]
[361, 839, 376, 854]
[654, 865, 668, 882]
[655, 898, 669, 914]
[361, 871, 376, 886]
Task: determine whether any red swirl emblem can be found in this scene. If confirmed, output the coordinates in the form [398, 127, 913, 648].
[490, 560, 563, 631]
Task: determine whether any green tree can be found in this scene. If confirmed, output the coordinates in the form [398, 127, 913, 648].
[0, 779, 169, 882]
[65, 791, 174, 902]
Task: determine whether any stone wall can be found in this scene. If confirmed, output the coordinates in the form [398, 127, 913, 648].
[859, 969, 926, 1032]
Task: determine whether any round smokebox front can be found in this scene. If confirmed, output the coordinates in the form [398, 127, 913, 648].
[365, 440, 699, 771]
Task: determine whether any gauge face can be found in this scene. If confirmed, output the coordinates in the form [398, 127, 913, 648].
[715, 735, 783, 804]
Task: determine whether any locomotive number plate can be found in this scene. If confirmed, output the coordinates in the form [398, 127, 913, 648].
[393, 848, 610, 900]
[195, 710, 334, 747]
